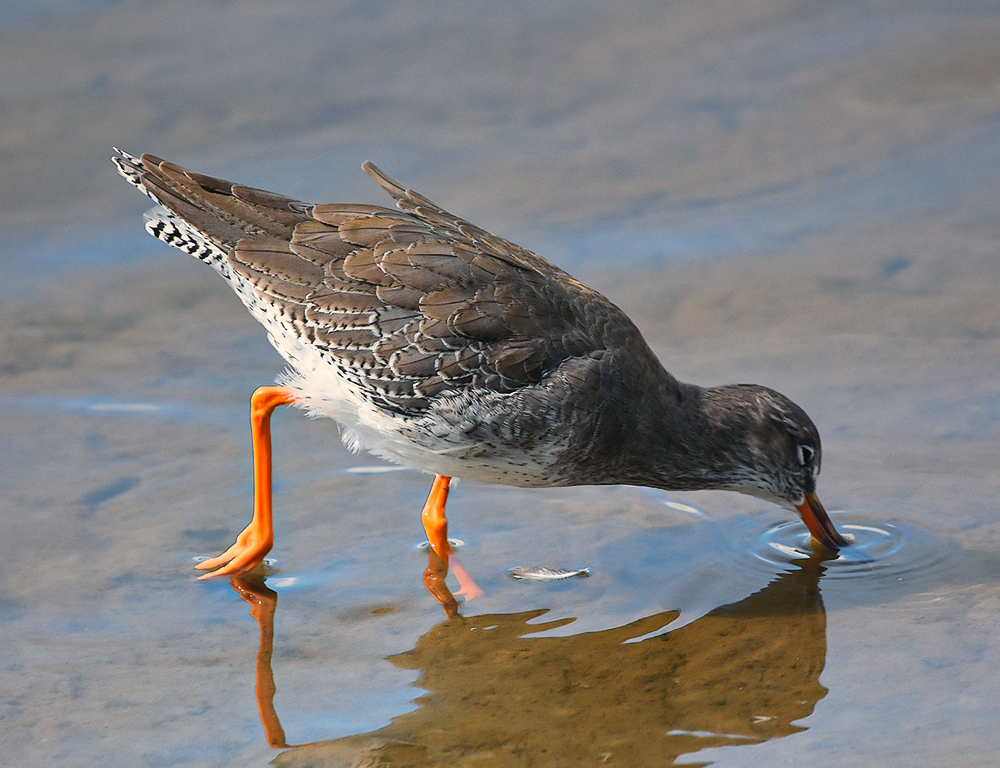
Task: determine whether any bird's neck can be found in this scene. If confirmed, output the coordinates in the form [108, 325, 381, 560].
[605, 381, 752, 493]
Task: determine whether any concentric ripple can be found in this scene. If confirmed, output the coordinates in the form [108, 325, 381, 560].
[742, 513, 947, 581]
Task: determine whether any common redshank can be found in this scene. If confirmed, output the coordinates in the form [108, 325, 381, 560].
[113, 149, 846, 597]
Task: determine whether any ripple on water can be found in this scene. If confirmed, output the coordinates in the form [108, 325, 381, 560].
[741, 512, 949, 584]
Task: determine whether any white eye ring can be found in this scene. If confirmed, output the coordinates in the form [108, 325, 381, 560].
[798, 445, 815, 466]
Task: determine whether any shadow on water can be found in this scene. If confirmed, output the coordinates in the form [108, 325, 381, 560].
[231, 552, 836, 768]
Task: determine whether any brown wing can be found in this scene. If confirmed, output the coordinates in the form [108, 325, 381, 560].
[128, 153, 628, 416]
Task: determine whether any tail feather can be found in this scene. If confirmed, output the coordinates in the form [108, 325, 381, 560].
[134, 153, 250, 252]
[112, 148, 157, 202]
[112, 148, 313, 271]
[142, 209, 230, 272]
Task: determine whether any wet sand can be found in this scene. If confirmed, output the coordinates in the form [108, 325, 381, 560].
[4, 0, 1000, 766]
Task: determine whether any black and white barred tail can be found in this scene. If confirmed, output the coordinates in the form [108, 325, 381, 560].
[112, 148, 232, 278]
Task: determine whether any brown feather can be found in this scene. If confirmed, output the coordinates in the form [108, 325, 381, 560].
[121, 153, 644, 417]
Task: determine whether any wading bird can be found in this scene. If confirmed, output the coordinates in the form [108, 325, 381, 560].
[114, 150, 845, 610]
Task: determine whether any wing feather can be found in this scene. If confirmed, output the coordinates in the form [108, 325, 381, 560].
[117, 151, 633, 416]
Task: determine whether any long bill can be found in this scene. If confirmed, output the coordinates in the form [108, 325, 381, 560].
[795, 492, 849, 549]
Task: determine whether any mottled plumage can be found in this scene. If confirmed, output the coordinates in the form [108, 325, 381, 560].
[113, 149, 847, 559]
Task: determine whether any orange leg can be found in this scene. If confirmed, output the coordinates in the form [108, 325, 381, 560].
[196, 386, 297, 579]
[420, 475, 483, 602]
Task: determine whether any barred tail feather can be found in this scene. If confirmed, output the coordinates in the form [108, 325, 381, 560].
[111, 148, 155, 200]
[114, 148, 233, 276]
[142, 208, 233, 276]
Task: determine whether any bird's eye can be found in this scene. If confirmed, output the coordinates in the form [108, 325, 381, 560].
[797, 445, 815, 466]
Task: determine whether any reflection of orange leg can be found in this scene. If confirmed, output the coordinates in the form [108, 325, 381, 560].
[230, 574, 287, 748]
[423, 547, 459, 620]
[197, 386, 297, 579]
[420, 475, 483, 604]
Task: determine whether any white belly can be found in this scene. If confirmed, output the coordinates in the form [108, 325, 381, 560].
[269, 330, 569, 488]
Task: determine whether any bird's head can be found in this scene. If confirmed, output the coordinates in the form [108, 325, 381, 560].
[701, 384, 848, 549]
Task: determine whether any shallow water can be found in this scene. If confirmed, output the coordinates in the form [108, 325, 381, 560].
[4, 263, 999, 768]
[4, 1, 1000, 766]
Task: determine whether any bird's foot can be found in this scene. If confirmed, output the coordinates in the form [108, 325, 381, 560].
[196, 525, 273, 580]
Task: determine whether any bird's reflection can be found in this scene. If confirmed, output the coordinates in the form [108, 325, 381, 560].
[232, 551, 834, 767]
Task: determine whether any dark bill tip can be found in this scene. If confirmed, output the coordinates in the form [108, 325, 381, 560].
[795, 492, 849, 549]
